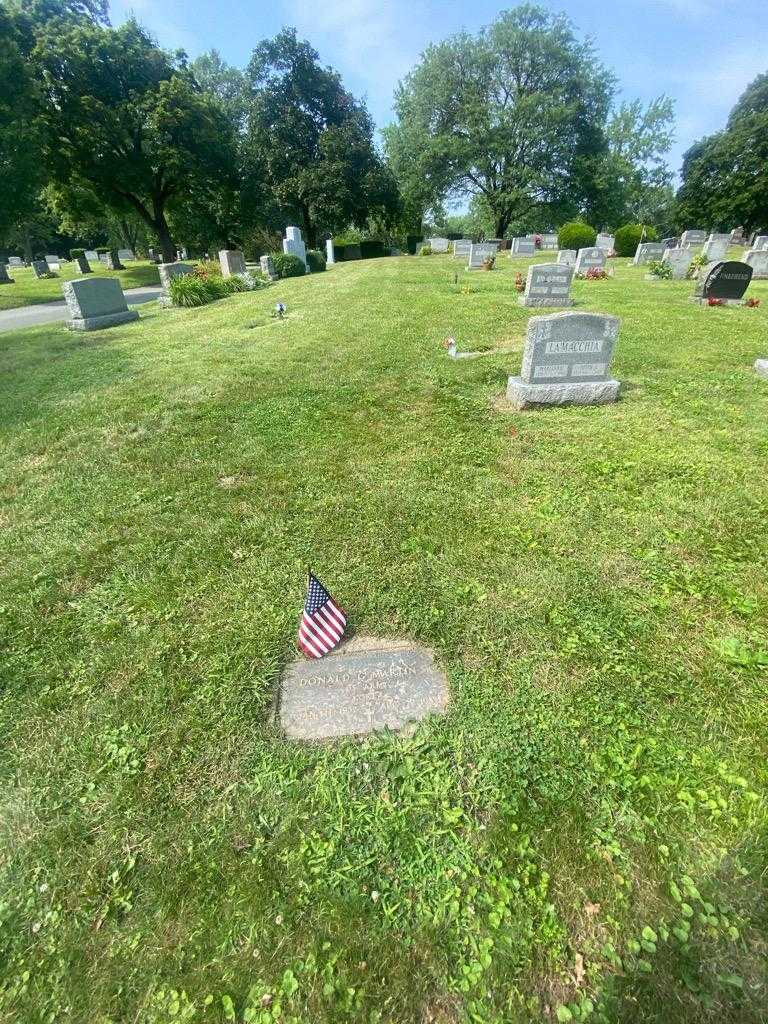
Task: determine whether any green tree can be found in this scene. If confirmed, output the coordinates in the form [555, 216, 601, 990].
[675, 72, 768, 234]
[385, 5, 615, 239]
[243, 28, 399, 248]
[32, 18, 238, 261]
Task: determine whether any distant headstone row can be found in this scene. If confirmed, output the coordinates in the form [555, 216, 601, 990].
[428, 237, 450, 253]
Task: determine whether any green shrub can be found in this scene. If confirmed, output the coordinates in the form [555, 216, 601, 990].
[420, 244, 433, 256]
[360, 240, 384, 259]
[270, 252, 306, 278]
[614, 224, 658, 258]
[558, 222, 596, 251]
[70, 248, 85, 259]
[168, 269, 261, 307]
[193, 259, 222, 278]
[646, 259, 672, 279]
[306, 249, 326, 272]
[406, 235, 423, 255]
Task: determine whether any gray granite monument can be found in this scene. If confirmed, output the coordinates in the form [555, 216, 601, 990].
[557, 249, 577, 267]
[575, 247, 606, 274]
[84, 250, 98, 262]
[540, 233, 558, 250]
[282, 226, 308, 270]
[325, 238, 335, 265]
[744, 248, 768, 279]
[596, 233, 615, 252]
[32, 260, 51, 278]
[63, 277, 139, 330]
[428, 237, 450, 253]
[8, 256, 24, 268]
[260, 254, 278, 281]
[218, 249, 246, 278]
[0, 263, 13, 284]
[105, 250, 124, 271]
[74, 253, 92, 274]
[506, 310, 621, 409]
[45, 255, 60, 271]
[511, 237, 536, 256]
[158, 261, 194, 304]
[278, 639, 450, 741]
[662, 247, 693, 279]
[519, 263, 574, 307]
[453, 239, 472, 258]
[467, 243, 496, 269]
[632, 242, 665, 266]
[680, 230, 706, 248]
[702, 234, 730, 262]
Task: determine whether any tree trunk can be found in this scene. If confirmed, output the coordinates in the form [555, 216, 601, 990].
[154, 204, 176, 263]
[494, 213, 509, 239]
[22, 225, 33, 263]
[300, 202, 316, 249]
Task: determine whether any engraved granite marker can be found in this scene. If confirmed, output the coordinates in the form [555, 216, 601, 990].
[278, 639, 449, 740]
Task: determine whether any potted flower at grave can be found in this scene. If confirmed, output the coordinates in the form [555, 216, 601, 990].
[481, 255, 496, 271]
[514, 272, 525, 293]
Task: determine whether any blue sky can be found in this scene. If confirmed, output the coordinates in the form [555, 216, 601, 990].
[110, 0, 768, 177]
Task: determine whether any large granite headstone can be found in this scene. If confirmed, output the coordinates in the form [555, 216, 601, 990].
[74, 253, 92, 274]
[511, 237, 536, 256]
[467, 244, 496, 270]
[282, 226, 308, 270]
[0, 263, 13, 284]
[63, 277, 139, 330]
[702, 234, 730, 262]
[575, 247, 606, 274]
[506, 310, 621, 409]
[596, 233, 615, 252]
[219, 249, 246, 278]
[540, 233, 558, 250]
[519, 263, 574, 307]
[278, 639, 450, 741]
[32, 260, 50, 278]
[633, 242, 665, 266]
[84, 250, 98, 262]
[557, 249, 577, 267]
[752, 235, 768, 251]
[693, 261, 753, 304]
[680, 229, 706, 248]
[428, 237, 450, 253]
[744, 248, 768, 280]
[453, 239, 472, 258]
[662, 247, 693, 279]
[117, 248, 136, 262]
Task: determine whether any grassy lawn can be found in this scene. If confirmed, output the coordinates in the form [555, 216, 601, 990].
[1, 253, 767, 1024]
[0, 260, 161, 310]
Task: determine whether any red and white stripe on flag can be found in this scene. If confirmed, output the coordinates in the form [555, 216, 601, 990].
[298, 574, 348, 659]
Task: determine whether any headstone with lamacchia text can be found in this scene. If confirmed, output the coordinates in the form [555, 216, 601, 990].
[32, 260, 51, 278]
[744, 248, 768, 280]
[661, 247, 693, 279]
[632, 242, 665, 266]
[575, 247, 606, 274]
[506, 310, 621, 409]
[519, 262, 574, 307]
[74, 253, 92, 274]
[219, 249, 246, 278]
[278, 640, 450, 741]
[557, 249, 577, 267]
[282, 226, 308, 270]
[325, 239, 335, 265]
[428, 237, 450, 253]
[0, 263, 13, 284]
[511, 237, 536, 256]
[702, 234, 730, 262]
[453, 239, 472, 258]
[693, 261, 753, 304]
[260, 255, 278, 281]
[596, 233, 615, 252]
[680, 229, 706, 248]
[63, 276, 139, 331]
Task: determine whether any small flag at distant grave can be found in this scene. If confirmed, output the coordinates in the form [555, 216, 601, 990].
[298, 572, 348, 659]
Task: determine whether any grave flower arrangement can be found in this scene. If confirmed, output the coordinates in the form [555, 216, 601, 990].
[533, 234, 543, 249]
[575, 266, 609, 281]
[746, 297, 761, 307]
[481, 255, 496, 271]
[707, 297, 725, 306]
[514, 272, 525, 293]
[687, 253, 708, 279]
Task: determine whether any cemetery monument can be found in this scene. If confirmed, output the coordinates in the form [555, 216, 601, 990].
[744, 248, 768, 279]
[692, 261, 753, 305]
[63, 277, 139, 330]
[219, 249, 246, 278]
[511, 237, 536, 256]
[661, 247, 693, 279]
[519, 263, 574, 307]
[282, 226, 308, 270]
[575, 247, 606, 274]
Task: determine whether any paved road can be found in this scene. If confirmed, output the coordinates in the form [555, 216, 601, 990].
[0, 286, 163, 334]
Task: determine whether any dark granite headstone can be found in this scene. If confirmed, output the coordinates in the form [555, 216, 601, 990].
[278, 641, 449, 740]
[695, 261, 752, 302]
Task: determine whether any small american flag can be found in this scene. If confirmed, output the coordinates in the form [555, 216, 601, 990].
[298, 572, 348, 659]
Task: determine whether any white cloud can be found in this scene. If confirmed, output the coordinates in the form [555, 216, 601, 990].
[110, 0, 203, 57]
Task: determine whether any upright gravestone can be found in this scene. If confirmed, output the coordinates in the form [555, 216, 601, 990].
[0, 263, 14, 284]
[661, 247, 693, 280]
[32, 260, 51, 278]
[506, 311, 621, 409]
[428, 237, 450, 253]
[575, 247, 606, 274]
[633, 242, 665, 266]
[557, 249, 577, 267]
[467, 243, 496, 270]
[752, 235, 768, 251]
[8, 256, 24, 267]
[325, 239, 335, 265]
[84, 250, 98, 262]
[702, 234, 731, 262]
[540, 233, 559, 250]
[693, 261, 753, 305]
[278, 639, 450, 741]
[744, 248, 768, 279]
[45, 255, 60, 271]
[105, 250, 124, 271]
[74, 253, 92, 274]
[453, 239, 472, 258]
[661, 237, 679, 250]
[158, 261, 194, 304]
[117, 248, 135, 262]
[596, 233, 615, 252]
[260, 255, 278, 281]
[282, 226, 308, 271]
[680, 230, 706, 248]
[219, 249, 246, 278]
[519, 263, 574, 307]
[63, 277, 139, 330]
[511, 237, 536, 256]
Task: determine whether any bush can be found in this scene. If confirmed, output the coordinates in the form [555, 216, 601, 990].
[306, 249, 326, 273]
[360, 239, 384, 259]
[193, 259, 222, 279]
[614, 224, 658, 258]
[70, 248, 85, 259]
[168, 270, 262, 307]
[406, 235, 423, 255]
[420, 244, 433, 256]
[270, 252, 306, 278]
[647, 259, 672, 279]
[558, 222, 596, 251]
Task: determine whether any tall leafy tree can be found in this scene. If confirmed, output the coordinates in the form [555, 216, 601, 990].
[243, 28, 399, 248]
[385, 5, 615, 238]
[32, 17, 238, 261]
[676, 72, 768, 234]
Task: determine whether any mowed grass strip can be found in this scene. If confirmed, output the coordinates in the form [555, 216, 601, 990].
[0, 260, 161, 310]
[0, 254, 767, 1023]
